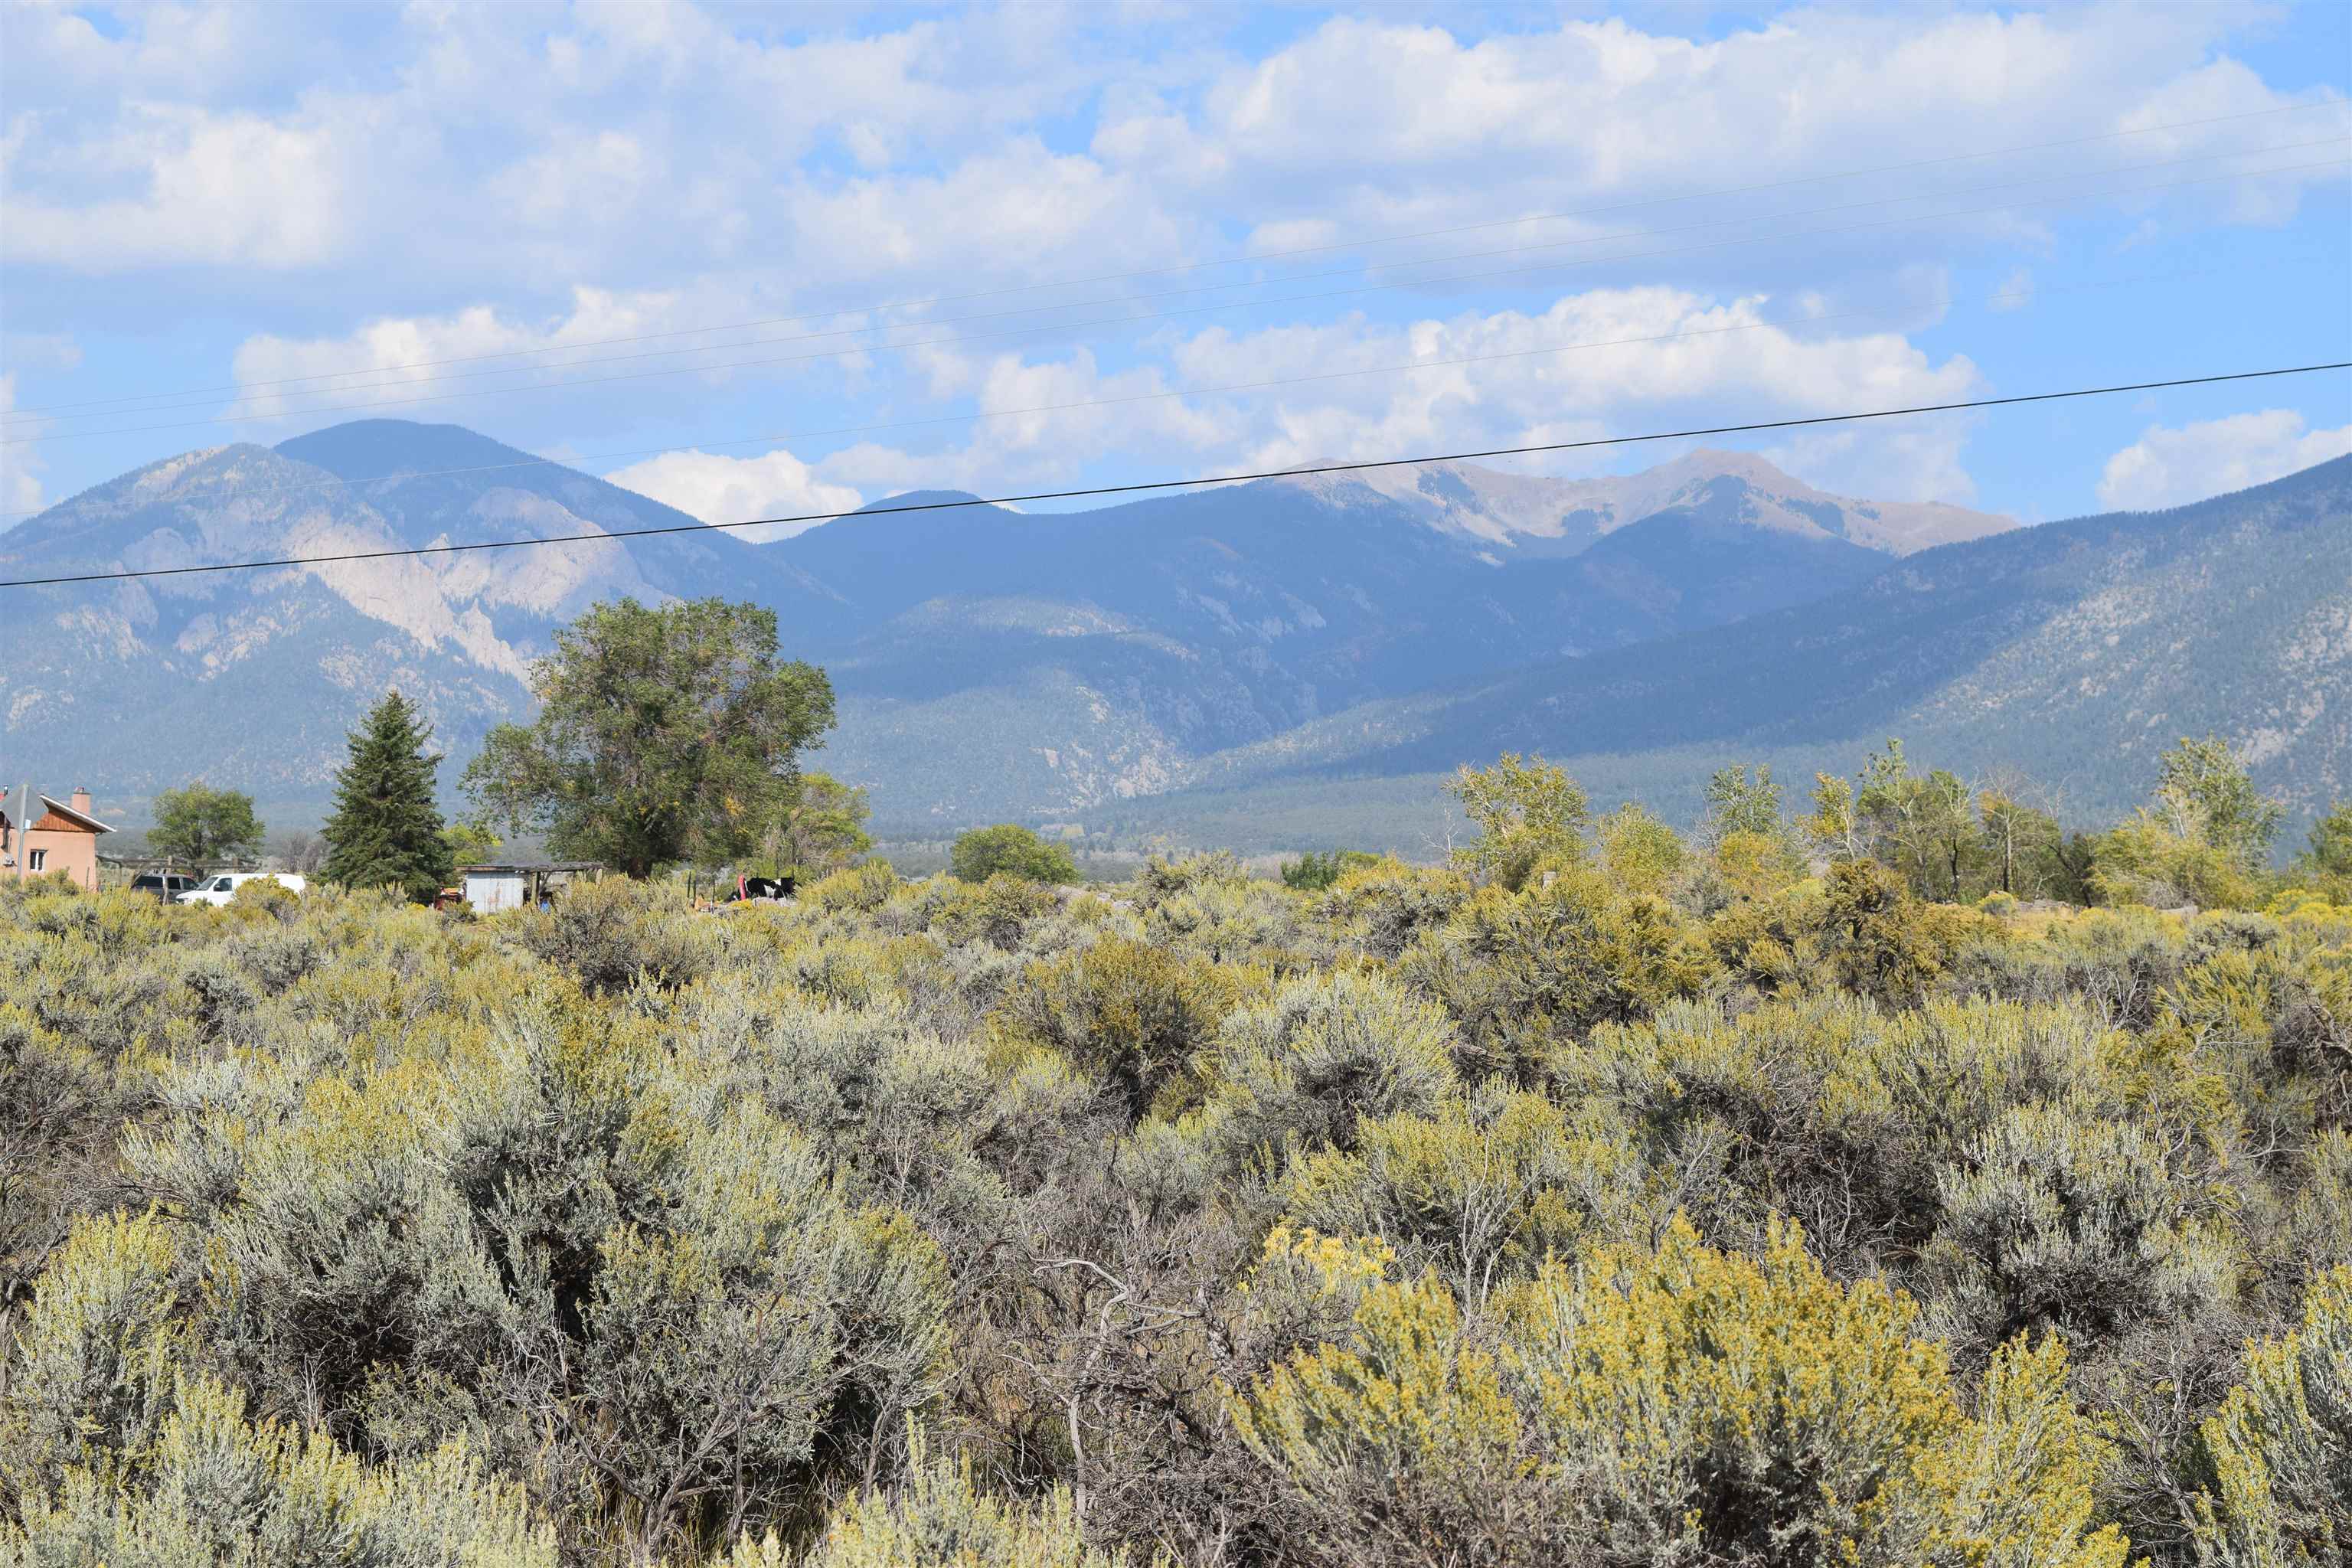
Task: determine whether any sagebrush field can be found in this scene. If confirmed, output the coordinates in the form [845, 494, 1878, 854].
[4, 825, 2348, 1565]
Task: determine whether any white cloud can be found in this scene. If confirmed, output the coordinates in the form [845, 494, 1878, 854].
[9, 2, 2347, 519]
[775, 139, 1194, 300]
[8, 4, 2339, 298]
[0, 374, 45, 518]
[0, 4, 1126, 281]
[224, 286, 796, 426]
[2098, 409, 2352, 511]
[1168, 286, 1984, 471]
[1112, 9, 2349, 243]
[1990, 268, 2035, 312]
[5, 101, 361, 270]
[603, 449, 863, 543]
[792, 283, 1984, 502]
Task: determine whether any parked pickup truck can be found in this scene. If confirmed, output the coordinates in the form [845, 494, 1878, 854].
[176, 872, 308, 906]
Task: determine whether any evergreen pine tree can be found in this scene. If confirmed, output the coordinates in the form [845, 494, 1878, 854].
[322, 690, 454, 902]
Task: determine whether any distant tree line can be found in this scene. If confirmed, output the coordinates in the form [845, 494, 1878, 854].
[125, 598, 2352, 931]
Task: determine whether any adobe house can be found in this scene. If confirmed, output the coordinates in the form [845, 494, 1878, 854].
[0, 786, 114, 892]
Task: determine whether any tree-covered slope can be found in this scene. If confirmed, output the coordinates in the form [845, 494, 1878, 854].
[1195, 453, 2352, 828]
[779, 465, 1905, 815]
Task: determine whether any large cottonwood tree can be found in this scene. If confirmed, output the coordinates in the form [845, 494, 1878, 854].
[464, 598, 835, 878]
[147, 782, 263, 870]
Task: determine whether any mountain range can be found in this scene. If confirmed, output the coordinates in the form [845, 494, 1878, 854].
[1154, 452, 2352, 845]
[2, 418, 2341, 846]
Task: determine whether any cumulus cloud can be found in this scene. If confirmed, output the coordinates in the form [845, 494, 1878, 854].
[8, 4, 2341, 297]
[2098, 409, 2352, 511]
[1167, 286, 1982, 471]
[0, 3, 1143, 285]
[0, 374, 46, 520]
[5, 102, 358, 271]
[1112, 10, 2349, 243]
[9, 3, 2347, 515]
[223, 285, 824, 426]
[603, 449, 864, 543]
[776, 139, 1194, 301]
[786, 283, 1983, 503]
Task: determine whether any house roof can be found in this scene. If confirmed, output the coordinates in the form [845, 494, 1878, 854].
[34, 794, 115, 834]
[2, 792, 115, 835]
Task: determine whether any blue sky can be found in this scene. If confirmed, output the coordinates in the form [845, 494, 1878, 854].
[3, 1, 2347, 536]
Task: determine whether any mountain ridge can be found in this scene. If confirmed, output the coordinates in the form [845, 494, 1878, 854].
[9, 418, 2323, 834]
[1165, 453, 2352, 831]
[1278, 447, 2014, 557]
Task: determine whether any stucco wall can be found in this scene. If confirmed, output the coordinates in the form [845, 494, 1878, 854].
[20, 826, 101, 890]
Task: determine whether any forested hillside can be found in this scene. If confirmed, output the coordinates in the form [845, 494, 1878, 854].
[1176, 453, 2352, 838]
[6, 749, 2347, 1564]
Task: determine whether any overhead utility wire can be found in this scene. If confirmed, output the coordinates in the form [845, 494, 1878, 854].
[5, 363, 2343, 591]
[8, 99, 2335, 420]
[15, 151, 2344, 449]
[16, 134, 2334, 434]
[4, 258, 2312, 521]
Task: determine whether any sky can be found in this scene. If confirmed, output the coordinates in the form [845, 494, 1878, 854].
[3, 1, 2349, 538]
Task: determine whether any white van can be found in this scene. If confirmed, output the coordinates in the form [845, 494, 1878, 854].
[176, 872, 308, 906]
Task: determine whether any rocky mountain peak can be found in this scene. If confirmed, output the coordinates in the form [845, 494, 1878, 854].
[1275, 447, 2014, 557]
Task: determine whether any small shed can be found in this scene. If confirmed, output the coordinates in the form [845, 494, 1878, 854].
[458, 861, 603, 913]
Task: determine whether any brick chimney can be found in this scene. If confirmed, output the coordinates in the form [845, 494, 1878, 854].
[70, 786, 93, 816]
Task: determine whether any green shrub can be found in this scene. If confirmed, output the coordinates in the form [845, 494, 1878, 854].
[8, 1373, 554, 1566]
[996, 938, 1250, 1122]
[1921, 1102, 2236, 1362]
[1279, 850, 1380, 892]
[1276, 1088, 1646, 1305]
[950, 824, 1079, 886]
[10, 760, 2352, 1568]
[511, 874, 717, 994]
[0, 1207, 184, 1505]
[1400, 868, 1716, 1083]
[719, 1431, 1127, 1568]
[1312, 858, 1469, 961]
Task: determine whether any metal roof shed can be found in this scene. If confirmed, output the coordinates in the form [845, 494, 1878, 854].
[457, 862, 604, 913]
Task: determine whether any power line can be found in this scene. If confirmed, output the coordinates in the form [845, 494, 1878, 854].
[7, 100, 2337, 422]
[13, 150, 2344, 449]
[17, 134, 2336, 435]
[3, 256, 2318, 522]
[5, 362, 2342, 591]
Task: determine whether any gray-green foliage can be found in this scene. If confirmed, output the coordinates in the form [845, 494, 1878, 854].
[1920, 1102, 2236, 1361]
[5, 810, 2352, 1568]
[1202, 968, 1455, 1171]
